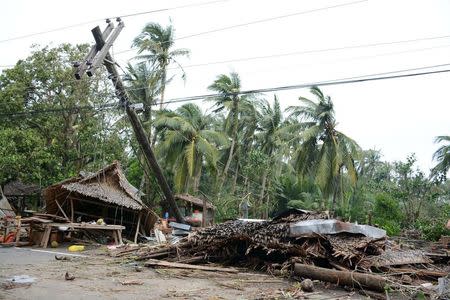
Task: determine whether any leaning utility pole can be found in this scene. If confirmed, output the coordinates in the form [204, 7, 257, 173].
[74, 18, 184, 223]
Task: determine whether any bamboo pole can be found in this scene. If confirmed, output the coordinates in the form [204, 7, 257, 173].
[134, 213, 141, 244]
[70, 198, 74, 222]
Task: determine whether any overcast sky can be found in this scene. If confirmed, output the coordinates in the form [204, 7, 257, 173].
[1, 0, 449, 172]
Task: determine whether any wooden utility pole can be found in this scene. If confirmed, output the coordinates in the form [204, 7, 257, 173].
[74, 19, 184, 223]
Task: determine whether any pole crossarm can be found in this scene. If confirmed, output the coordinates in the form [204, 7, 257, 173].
[74, 20, 114, 80]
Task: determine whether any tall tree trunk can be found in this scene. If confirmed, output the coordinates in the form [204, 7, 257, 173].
[265, 180, 271, 219]
[231, 155, 240, 195]
[331, 187, 338, 217]
[193, 159, 202, 194]
[220, 95, 239, 189]
[259, 168, 268, 215]
[159, 69, 167, 110]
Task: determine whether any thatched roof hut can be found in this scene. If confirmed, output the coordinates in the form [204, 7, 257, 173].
[43, 161, 157, 236]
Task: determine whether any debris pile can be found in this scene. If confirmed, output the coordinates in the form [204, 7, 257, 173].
[136, 211, 385, 271]
[123, 209, 448, 296]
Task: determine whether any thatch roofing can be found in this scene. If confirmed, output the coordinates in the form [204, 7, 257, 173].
[3, 180, 40, 196]
[44, 161, 145, 211]
[175, 194, 214, 210]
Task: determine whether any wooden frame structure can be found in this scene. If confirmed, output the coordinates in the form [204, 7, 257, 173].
[43, 161, 157, 240]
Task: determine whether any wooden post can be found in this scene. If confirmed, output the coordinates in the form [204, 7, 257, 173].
[70, 198, 74, 222]
[15, 216, 21, 245]
[83, 24, 184, 224]
[55, 200, 70, 221]
[134, 212, 141, 244]
[202, 198, 207, 227]
[41, 225, 51, 248]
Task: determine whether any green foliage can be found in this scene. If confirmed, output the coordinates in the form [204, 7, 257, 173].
[274, 175, 321, 213]
[213, 193, 240, 222]
[0, 44, 126, 186]
[373, 193, 403, 236]
[415, 203, 450, 240]
[155, 103, 228, 193]
[0, 128, 53, 184]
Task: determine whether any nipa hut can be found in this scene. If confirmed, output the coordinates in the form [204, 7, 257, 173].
[43, 161, 157, 236]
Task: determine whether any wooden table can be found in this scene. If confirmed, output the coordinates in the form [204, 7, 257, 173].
[40, 222, 125, 248]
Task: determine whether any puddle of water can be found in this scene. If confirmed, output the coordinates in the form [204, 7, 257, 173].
[9, 275, 36, 283]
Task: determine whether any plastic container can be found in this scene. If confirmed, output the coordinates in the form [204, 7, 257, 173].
[68, 245, 85, 252]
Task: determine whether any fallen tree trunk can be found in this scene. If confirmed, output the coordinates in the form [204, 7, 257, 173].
[145, 259, 239, 273]
[294, 263, 389, 292]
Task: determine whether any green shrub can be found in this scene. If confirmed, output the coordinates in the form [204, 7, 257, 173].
[373, 193, 403, 236]
[415, 203, 450, 241]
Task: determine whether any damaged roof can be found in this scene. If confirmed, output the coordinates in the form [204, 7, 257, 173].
[3, 180, 40, 196]
[175, 194, 215, 209]
[44, 161, 144, 211]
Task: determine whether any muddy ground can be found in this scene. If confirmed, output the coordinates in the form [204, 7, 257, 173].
[0, 246, 370, 299]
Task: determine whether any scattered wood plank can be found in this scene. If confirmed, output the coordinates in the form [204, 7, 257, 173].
[33, 213, 69, 222]
[360, 250, 432, 268]
[108, 245, 140, 257]
[175, 256, 205, 264]
[294, 263, 389, 292]
[388, 267, 448, 279]
[144, 259, 239, 273]
[137, 251, 172, 261]
[21, 217, 53, 223]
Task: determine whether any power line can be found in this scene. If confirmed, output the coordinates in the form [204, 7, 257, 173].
[166, 43, 450, 71]
[115, 0, 368, 55]
[2, 62, 449, 117]
[0, 0, 227, 44]
[123, 63, 450, 105]
[240, 68, 450, 96]
[176, 0, 367, 41]
[0, 103, 117, 117]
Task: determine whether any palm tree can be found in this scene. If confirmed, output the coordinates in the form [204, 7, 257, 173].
[254, 95, 285, 217]
[154, 103, 228, 193]
[288, 86, 360, 213]
[133, 22, 190, 109]
[431, 135, 450, 180]
[123, 62, 161, 136]
[207, 72, 245, 187]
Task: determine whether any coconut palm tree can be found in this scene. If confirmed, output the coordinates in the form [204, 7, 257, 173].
[254, 95, 286, 217]
[132, 22, 190, 109]
[154, 103, 228, 193]
[123, 62, 161, 135]
[431, 135, 450, 180]
[288, 86, 360, 213]
[207, 72, 246, 187]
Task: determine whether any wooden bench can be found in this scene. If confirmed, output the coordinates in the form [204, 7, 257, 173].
[40, 222, 125, 248]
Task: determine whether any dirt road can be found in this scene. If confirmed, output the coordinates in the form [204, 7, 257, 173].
[0, 246, 360, 299]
